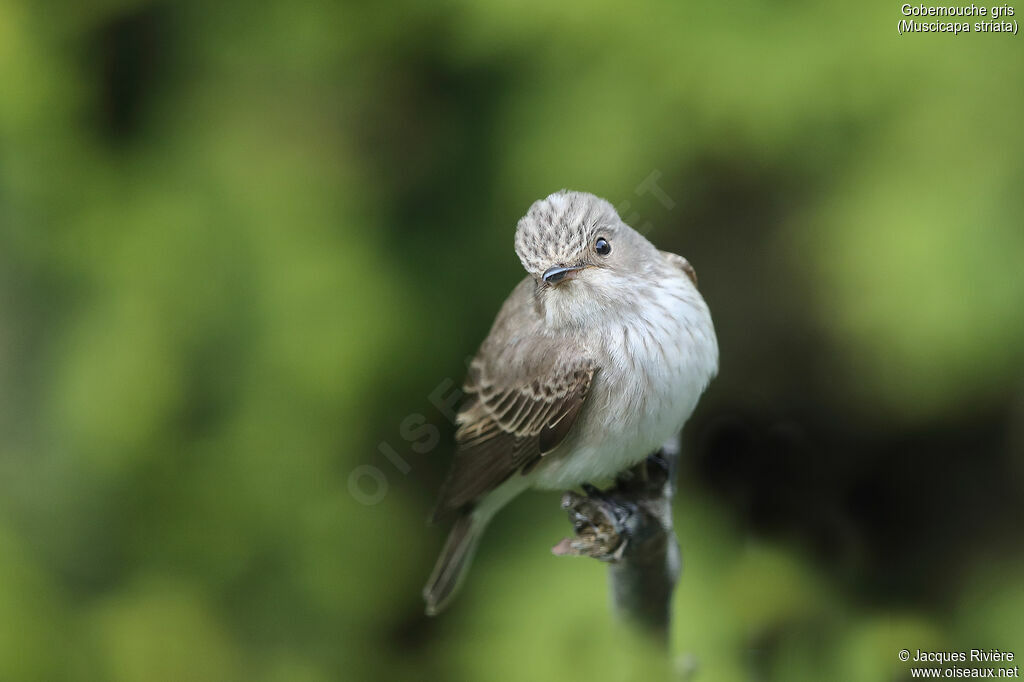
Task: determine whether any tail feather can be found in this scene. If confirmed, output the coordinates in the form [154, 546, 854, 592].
[423, 512, 484, 616]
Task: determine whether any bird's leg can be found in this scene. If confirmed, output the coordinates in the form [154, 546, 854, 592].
[553, 489, 637, 560]
[551, 449, 674, 562]
[644, 450, 671, 483]
[611, 450, 668, 488]
[564, 493, 603, 535]
[568, 484, 615, 537]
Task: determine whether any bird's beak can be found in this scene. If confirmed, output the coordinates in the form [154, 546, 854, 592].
[542, 264, 588, 285]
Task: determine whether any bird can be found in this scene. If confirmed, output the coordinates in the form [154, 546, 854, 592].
[423, 190, 718, 615]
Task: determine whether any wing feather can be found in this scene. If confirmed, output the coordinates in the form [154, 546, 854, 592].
[431, 276, 599, 521]
[432, 357, 596, 520]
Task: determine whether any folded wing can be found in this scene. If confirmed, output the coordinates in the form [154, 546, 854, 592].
[432, 279, 597, 520]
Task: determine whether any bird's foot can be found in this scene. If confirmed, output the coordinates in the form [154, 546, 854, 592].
[552, 486, 637, 562]
[551, 448, 675, 562]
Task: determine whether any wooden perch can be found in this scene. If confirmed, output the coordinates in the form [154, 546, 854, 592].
[552, 435, 682, 646]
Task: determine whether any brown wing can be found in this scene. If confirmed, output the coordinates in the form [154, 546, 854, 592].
[431, 354, 596, 521]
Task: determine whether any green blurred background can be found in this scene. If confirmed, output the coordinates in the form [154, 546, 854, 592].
[1, 1, 1023, 680]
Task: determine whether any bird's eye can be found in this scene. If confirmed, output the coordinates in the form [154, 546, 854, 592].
[595, 237, 611, 256]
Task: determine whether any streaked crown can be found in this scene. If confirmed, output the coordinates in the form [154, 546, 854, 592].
[514, 190, 620, 278]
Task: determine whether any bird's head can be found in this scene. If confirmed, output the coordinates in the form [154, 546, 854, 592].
[514, 190, 660, 327]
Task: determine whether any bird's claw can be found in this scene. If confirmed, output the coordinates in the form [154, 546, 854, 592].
[553, 448, 675, 562]
[553, 487, 636, 562]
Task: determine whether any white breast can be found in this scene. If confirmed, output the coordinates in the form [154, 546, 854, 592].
[532, 274, 718, 490]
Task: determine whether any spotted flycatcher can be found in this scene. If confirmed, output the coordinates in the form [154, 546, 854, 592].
[424, 190, 718, 614]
